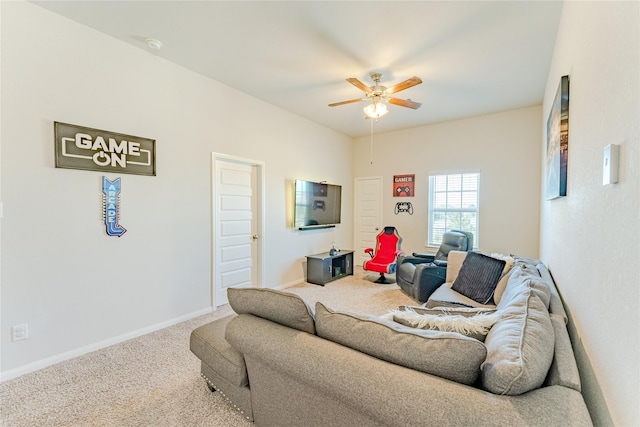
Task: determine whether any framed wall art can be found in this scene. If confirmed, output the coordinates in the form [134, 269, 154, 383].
[546, 75, 569, 200]
[54, 122, 156, 176]
[393, 174, 415, 197]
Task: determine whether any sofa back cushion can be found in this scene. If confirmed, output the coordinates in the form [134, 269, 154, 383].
[227, 287, 316, 334]
[498, 265, 551, 310]
[445, 250, 468, 282]
[488, 254, 516, 304]
[482, 289, 554, 395]
[536, 263, 568, 321]
[315, 302, 487, 385]
[544, 313, 582, 391]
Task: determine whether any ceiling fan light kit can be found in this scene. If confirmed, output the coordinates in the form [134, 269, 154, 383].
[363, 101, 388, 119]
[329, 72, 422, 120]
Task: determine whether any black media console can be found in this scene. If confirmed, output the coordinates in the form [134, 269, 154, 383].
[305, 250, 354, 286]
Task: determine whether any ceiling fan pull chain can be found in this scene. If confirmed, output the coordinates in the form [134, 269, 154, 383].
[370, 118, 374, 164]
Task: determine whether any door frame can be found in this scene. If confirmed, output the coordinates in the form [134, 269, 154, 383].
[211, 152, 265, 309]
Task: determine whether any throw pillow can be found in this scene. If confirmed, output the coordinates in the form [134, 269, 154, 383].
[451, 252, 506, 304]
[389, 306, 500, 341]
[227, 287, 316, 334]
[315, 302, 487, 386]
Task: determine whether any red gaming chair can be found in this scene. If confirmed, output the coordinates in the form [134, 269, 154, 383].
[363, 226, 403, 284]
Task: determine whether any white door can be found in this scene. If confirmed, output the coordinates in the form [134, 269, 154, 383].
[354, 177, 383, 267]
[212, 155, 263, 307]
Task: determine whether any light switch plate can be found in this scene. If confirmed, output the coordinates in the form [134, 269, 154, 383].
[603, 144, 619, 185]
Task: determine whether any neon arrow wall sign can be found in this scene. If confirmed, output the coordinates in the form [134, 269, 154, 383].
[102, 176, 127, 237]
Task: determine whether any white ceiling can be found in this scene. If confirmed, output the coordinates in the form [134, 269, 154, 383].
[31, 1, 563, 138]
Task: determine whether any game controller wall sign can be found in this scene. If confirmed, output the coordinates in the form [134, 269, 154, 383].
[393, 174, 414, 197]
[393, 174, 414, 215]
[395, 201, 414, 215]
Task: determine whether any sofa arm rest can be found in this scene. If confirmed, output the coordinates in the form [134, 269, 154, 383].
[412, 252, 436, 261]
[398, 254, 434, 266]
[407, 263, 448, 302]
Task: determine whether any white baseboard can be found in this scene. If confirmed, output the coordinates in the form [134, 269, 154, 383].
[274, 278, 305, 290]
[0, 307, 213, 383]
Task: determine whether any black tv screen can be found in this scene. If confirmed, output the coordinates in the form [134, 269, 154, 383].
[294, 180, 342, 229]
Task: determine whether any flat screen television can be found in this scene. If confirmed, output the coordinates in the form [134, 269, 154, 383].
[294, 179, 342, 229]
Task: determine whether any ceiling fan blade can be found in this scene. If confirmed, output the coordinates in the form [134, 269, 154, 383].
[346, 78, 373, 94]
[385, 76, 422, 95]
[328, 98, 364, 107]
[388, 97, 422, 109]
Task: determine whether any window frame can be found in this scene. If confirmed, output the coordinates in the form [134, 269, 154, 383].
[427, 172, 480, 248]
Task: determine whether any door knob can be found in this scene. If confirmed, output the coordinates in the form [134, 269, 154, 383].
[252, 235, 259, 240]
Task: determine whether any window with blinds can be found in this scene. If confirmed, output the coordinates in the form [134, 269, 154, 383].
[428, 172, 479, 247]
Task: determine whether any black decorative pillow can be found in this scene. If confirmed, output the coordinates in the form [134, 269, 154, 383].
[451, 252, 506, 304]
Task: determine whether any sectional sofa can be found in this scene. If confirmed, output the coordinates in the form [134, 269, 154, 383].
[190, 252, 593, 426]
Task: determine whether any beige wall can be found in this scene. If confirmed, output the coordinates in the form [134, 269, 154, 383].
[0, 2, 353, 379]
[540, 2, 639, 426]
[352, 106, 541, 258]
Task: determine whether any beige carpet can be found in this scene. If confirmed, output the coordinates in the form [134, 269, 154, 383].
[285, 269, 415, 315]
[0, 268, 414, 426]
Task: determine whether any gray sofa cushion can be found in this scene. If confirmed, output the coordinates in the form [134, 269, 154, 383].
[545, 313, 582, 392]
[498, 265, 551, 309]
[315, 302, 487, 385]
[452, 252, 506, 304]
[190, 314, 248, 387]
[227, 287, 315, 334]
[482, 289, 554, 395]
[537, 262, 568, 321]
[492, 268, 514, 305]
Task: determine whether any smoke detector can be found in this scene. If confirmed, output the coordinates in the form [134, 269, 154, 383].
[145, 38, 163, 51]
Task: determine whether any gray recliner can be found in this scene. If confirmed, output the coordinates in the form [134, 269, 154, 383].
[396, 230, 474, 303]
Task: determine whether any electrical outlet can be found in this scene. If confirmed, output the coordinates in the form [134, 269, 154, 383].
[11, 324, 29, 342]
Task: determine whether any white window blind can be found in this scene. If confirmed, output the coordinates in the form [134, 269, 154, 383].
[428, 172, 479, 247]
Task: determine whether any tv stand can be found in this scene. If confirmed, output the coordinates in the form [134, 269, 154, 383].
[306, 250, 354, 286]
